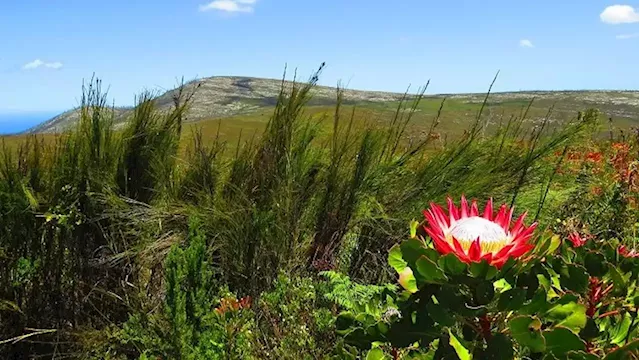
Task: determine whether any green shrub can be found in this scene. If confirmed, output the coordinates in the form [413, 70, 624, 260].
[254, 274, 335, 359]
[115, 217, 255, 359]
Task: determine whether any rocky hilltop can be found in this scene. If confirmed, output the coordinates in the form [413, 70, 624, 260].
[28, 76, 639, 133]
[28, 76, 404, 133]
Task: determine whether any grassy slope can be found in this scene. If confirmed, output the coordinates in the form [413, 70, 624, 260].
[3, 96, 636, 157]
[180, 97, 636, 155]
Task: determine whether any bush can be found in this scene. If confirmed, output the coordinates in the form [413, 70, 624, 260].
[113, 217, 255, 359]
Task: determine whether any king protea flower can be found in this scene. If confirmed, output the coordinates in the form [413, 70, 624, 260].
[423, 196, 537, 268]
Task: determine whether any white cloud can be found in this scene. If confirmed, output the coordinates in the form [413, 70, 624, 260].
[616, 33, 639, 39]
[519, 39, 534, 48]
[22, 59, 63, 70]
[44, 62, 63, 69]
[600, 5, 639, 24]
[199, 0, 256, 13]
[22, 59, 44, 69]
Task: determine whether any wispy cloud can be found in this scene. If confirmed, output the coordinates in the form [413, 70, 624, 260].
[519, 39, 534, 48]
[22, 59, 63, 70]
[44, 62, 63, 69]
[616, 33, 639, 39]
[600, 5, 639, 24]
[199, 0, 257, 13]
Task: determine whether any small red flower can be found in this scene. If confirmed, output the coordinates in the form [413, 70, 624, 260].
[586, 277, 613, 317]
[567, 151, 581, 161]
[422, 196, 537, 268]
[618, 245, 639, 258]
[567, 232, 589, 248]
[586, 152, 602, 163]
[611, 142, 629, 152]
[214, 295, 252, 315]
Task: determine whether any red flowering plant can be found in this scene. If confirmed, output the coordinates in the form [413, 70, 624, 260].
[336, 196, 639, 359]
[554, 231, 639, 358]
[214, 295, 252, 316]
[555, 147, 605, 177]
[552, 136, 638, 253]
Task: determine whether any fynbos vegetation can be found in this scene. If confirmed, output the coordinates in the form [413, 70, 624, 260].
[0, 67, 637, 359]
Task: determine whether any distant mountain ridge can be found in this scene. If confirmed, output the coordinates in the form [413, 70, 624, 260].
[27, 76, 639, 134]
[27, 76, 405, 133]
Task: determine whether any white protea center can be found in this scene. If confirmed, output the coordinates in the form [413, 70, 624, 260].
[447, 216, 510, 253]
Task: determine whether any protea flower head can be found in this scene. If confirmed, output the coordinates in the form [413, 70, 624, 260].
[422, 196, 537, 268]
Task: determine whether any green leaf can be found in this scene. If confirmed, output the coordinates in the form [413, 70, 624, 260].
[366, 348, 387, 360]
[609, 312, 632, 346]
[416, 255, 447, 284]
[342, 327, 372, 348]
[521, 289, 549, 315]
[567, 351, 600, 360]
[493, 279, 512, 293]
[545, 300, 587, 332]
[401, 238, 431, 265]
[603, 339, 639, 360]
[410, 220, 420, 238]
[427, 301, 455, 327]
[470, 260, 499, 280]
[387, 313, 436, 348]
[517, 270, 541, 299]
[535, 235, 553, 255]
[434, 337, 457, 360]
[584, 252, 608, 277]
[389, 244, 408, 273]
[542, 327, 585, 355]
[498, 257, 518, 279]
[484, 333, 514, 360]
[448, 329, 471, 360]
[462, 324, 479, 342]
[336, 312, 357, 333]
[579, 318, 600, 340]
[399, 267, 418, 293]
[546, 235, 561, 255]
[475, 281, 496, 305]
[620, 257, 639, 279]
[498, 288, 527, 311]
[607, 263, 627, 294]
[508, 315, 546, 353]
[376, 321, 389, 335]
[436, 285, 465, 313]
[438, 253, 468, 276]
[559, 264, 589, 293]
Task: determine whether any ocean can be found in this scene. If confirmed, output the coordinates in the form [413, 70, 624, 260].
[0, 112, 57, 135]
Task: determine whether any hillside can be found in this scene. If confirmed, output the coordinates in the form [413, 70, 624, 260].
[27, 76, 403, 133]
[27, 76, 639, 134]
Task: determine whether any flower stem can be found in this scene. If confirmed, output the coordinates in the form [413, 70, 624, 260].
[479, 314, 492, 341]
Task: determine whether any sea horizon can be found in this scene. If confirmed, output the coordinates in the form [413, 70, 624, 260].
[0, 112, 59, 135]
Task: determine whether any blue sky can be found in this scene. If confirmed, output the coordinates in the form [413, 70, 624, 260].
[0, 0, 638, 115]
